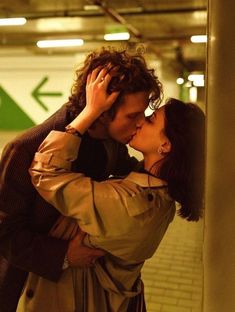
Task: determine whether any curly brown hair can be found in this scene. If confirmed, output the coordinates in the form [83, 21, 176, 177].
[66, 47, 163, 119]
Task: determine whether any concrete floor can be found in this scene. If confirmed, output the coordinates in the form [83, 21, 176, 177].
[0, 131, 203, 312]
[142, 214, 203, 312]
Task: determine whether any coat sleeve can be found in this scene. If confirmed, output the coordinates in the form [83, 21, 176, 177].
[29, 131, 145, 238]
[0, 139, 69, 282]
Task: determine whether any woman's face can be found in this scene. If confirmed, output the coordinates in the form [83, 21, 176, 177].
[129, 106, 169, 155]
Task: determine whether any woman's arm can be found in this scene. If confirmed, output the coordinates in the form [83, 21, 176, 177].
[29, 130, 143, 238]
[29, 130, 170, 264]
[29, 66, 135, 237]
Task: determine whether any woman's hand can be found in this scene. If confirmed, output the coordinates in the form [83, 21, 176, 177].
[67, 66, 119, 135]
[85, 66, 120, 116]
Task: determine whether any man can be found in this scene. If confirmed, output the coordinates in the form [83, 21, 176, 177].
[0, 47, 162, 311]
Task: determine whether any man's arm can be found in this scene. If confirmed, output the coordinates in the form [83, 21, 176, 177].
[0, 141, 103, 281]
[0, 141, 69, 281]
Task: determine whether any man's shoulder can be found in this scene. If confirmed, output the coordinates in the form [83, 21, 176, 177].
[7, 105, 69, 148]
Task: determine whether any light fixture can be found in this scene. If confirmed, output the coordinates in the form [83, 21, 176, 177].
[0, 17, 27, 26]
[104, 32, 130, 41]
[188, 74, 205, 87]
[37, 39, 84, 48]
[193, 80, 205, 87]
[176, 78, 184, 85]
[83, 5, 100, 11]
[188, 74, 204, 81]
[190, 35, 207, 43]
[189, 87, 198, 102]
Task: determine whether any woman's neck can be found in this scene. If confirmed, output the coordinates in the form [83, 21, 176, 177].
[143, 155, 163, 175]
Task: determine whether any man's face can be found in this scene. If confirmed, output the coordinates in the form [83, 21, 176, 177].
[106, 91, 150, 144]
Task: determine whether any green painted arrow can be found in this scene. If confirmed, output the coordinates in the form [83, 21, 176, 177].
[31, 76, 63, 111]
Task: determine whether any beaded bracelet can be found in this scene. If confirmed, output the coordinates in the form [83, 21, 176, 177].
[65, 125, 83, 138]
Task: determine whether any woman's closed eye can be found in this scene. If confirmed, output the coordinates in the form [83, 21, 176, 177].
[145, 115, 152, 123]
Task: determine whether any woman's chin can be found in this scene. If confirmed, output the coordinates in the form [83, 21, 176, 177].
[128, 139, 134, 148]
[129, 140, 140, 152]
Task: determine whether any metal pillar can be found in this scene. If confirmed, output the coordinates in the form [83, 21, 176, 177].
[204, 0, 235, 311]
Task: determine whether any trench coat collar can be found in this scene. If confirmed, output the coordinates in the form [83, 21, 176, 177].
[125, 172, 168, 188]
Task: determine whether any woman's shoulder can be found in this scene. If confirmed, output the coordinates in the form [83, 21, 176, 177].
[93, 172, 171, 216]
[97, 171, 167, 195]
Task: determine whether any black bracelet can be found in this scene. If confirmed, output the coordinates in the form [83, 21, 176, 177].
[65, 125, 83, 138]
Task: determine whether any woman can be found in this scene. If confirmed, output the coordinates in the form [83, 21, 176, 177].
[19, 68, 205, 312]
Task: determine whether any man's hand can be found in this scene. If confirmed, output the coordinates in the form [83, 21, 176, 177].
[66, 230, 105, 268]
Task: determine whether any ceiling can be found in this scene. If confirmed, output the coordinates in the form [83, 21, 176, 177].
[0, 0, 207, 72]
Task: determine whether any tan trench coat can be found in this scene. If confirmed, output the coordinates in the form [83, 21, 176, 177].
[18, 131, 176, 312]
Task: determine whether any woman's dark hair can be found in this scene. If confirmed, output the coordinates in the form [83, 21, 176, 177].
[158, 98, 205, 221]
[66, 46, 163, 118]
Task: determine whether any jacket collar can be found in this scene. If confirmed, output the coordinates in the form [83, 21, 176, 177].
[124, 172, 167, 188]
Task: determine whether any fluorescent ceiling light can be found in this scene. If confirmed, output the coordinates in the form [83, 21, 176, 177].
[0, 17, 27, 26]
[193, 80, 205, 87]
[188, 74, 205, 87]
[188, 74, 204, 81]
[104, 32, 130, 41]
[37, 39, 84, 48]
[191, 35, 207, 43]
[84, 5, 100, 10]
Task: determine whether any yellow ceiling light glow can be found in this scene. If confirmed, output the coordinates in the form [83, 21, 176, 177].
[188, 74, 205, 87]
[104, 32, 130, 41]
[176, 78, 184, 85]
[0, 17, 27, 26]
[104, 24, 130, 41]
[191, 35, 207, 43]
[37, 39, 84, 48]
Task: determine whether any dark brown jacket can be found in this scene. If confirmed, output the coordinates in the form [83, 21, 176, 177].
[0, 104, 138, 311]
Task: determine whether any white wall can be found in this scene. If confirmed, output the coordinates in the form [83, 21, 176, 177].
[0, 54, 86, 127]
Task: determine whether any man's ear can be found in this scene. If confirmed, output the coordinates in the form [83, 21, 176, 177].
[99, 111, 112, 125]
